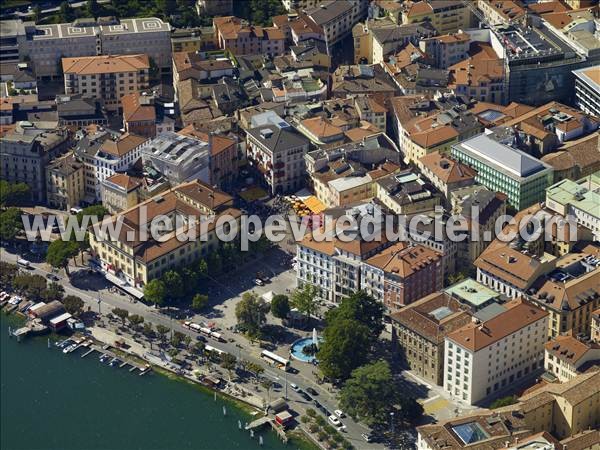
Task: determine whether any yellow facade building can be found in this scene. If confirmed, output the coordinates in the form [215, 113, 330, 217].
[45, 153, 85, 211]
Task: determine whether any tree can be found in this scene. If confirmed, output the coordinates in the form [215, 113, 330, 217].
[197, 259, 208, 280]
[0, 262, 18, 287]
[235, 292, 268, 338]
[191, 293, 209, 311]
[183, 335, 192, 349]
[128, 314, 145, 329]
[156, 324, 170, 342]
[32, 4, 42, 23]
[339, 361, 398, 427]
[46, 239, 79, 276]
[144, 279, 166, 306]
[86, 0, 101, 17]
[59, 1, 75, 22]
[326, 291, 384, 344]
[317, 318, 371, 381]
[291, 284, 318, 322]
[194, 341, 206, 359]
[261, 379, 274, 403]
[246, 361, 264, 380]
[62, 295, 84, 316]
[0, 207, 24, 243]
[13, 274, 47, 301]
[142, 322, 154, 337]
[207, 251, 222, 275]
[112, 307, 129, 325]
[43, 282, 64, 301]
[270, 294, 290, 320]
[171, 331, 185, 348]
[162, 270, 184, 302]
[490, 395, 518, 409]
[0, 181, 30, 207]
[221, 353, 237, 381]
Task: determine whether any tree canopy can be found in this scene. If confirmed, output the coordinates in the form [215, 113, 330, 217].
[62, 295, 84, 316]
[317, 318, 371, 381]
[270, 294, 290, 320]
[339, 360, 398, 427]
[0, 207, 24, 242]
[291, 284, 318, 321]
[46, 239, 80, 276]
[326, 291, 384, 344]
[144, 279, 166, 306]
[191, 293, 209, 311]
[0, 181, 30, 207]
[235, 292, 269, 338]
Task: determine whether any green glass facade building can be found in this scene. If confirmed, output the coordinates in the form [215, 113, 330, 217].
[451, 134, 554, 210]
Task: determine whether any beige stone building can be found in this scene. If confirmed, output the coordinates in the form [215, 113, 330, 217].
[46, 153, 85, 211]
[100, 173, 143, 215]
[592, 308, 600, 343]
[402, 0, 472, 35]
[89, 180, 241, 289]
[62, 54, 150, 112]
[545, 335, 600, 382]
[391, 291, 472, 385]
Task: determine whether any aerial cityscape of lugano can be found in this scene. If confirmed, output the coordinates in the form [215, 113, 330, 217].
[0, 0, 599, 449]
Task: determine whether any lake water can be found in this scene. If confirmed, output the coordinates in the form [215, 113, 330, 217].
[0, 314, 311, 450]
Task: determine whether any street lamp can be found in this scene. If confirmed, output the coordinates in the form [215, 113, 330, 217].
[390, 411, 395, 439]
[97, 296, 102, 315]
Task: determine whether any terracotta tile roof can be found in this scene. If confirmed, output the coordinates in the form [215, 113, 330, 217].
[0, 97, 13, 111]
[121, 93, 156, 123]
[530, 267, 600, 313]
[62, 54, 149, 75]
[365, 242, 441, 277]
[545, 334, 600, 365]
[558, 429, 600, 450]
[501, 102, 535, 119]
[433, 32, 470, 44]
[390, 291, 472, 344]
[541, 131, 600, 172]
[447, 298, 548, 352]
[582, 66, 600, 85]
[518, 370, 600, 407]
[173, 51, 234, 80]
[104, 173, 142, 192]
[99, 133, 148, 158]
[481, 0, 526, 21]
[419, 151, 477, 184]
[406, 1, 433, 17]
[411, 124, 459, 148]
[301, 116, 344, 139]
[180, 124, 236, 157]
[527, 1, 570, 14]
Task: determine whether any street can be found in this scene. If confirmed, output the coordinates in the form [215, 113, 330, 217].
[1, 246, 387, 449]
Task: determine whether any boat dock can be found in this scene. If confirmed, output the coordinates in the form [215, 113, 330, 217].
[245, 416, 272, 430]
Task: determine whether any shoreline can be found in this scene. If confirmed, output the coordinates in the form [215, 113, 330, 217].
[1, 310, 317, 450]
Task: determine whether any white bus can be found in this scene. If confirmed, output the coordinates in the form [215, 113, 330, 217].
[17, 258, 31, 268]
[205, 345, 226, 356]
[210, 331, 224, 342]
[261, 350, 289, 371]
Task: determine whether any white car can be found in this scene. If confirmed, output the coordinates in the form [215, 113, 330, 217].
[254, 278, 264, 286]
[290, 383, 299, 391]
[334, 409, 345, 418]
[328, 415, 341, 426]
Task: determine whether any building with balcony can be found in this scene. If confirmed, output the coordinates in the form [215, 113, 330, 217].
[89, 179, 241, 289]
[45, 152, 85, 211]
[304, 0, 368, 49]
[93, 133, 148, 197]
[213, 16, 285, 57]
[402, 0, 472, 35]
[246, 112, 310, 195]
[62, 54, 150, 112]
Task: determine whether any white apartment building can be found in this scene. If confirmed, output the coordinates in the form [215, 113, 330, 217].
[304, 0, 368, 49]
[573, 66, 600, 117]
[94, 133, 148, 198]
[444, 299, 548, 405]
[2, 17, 171, 79]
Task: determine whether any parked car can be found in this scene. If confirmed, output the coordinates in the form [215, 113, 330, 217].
[290, 383, 299, 391]
[334, 410, 345, 418]
[306, 387, 318, 396]
[254, 278, 264, 286]
[361, 433, 372, 443]
[46, 273, 59, 281]
[328, 415, 341, 426]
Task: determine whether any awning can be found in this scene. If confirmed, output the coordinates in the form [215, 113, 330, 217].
[104, 272, 145, 299]
[303, 196, 326, 214]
